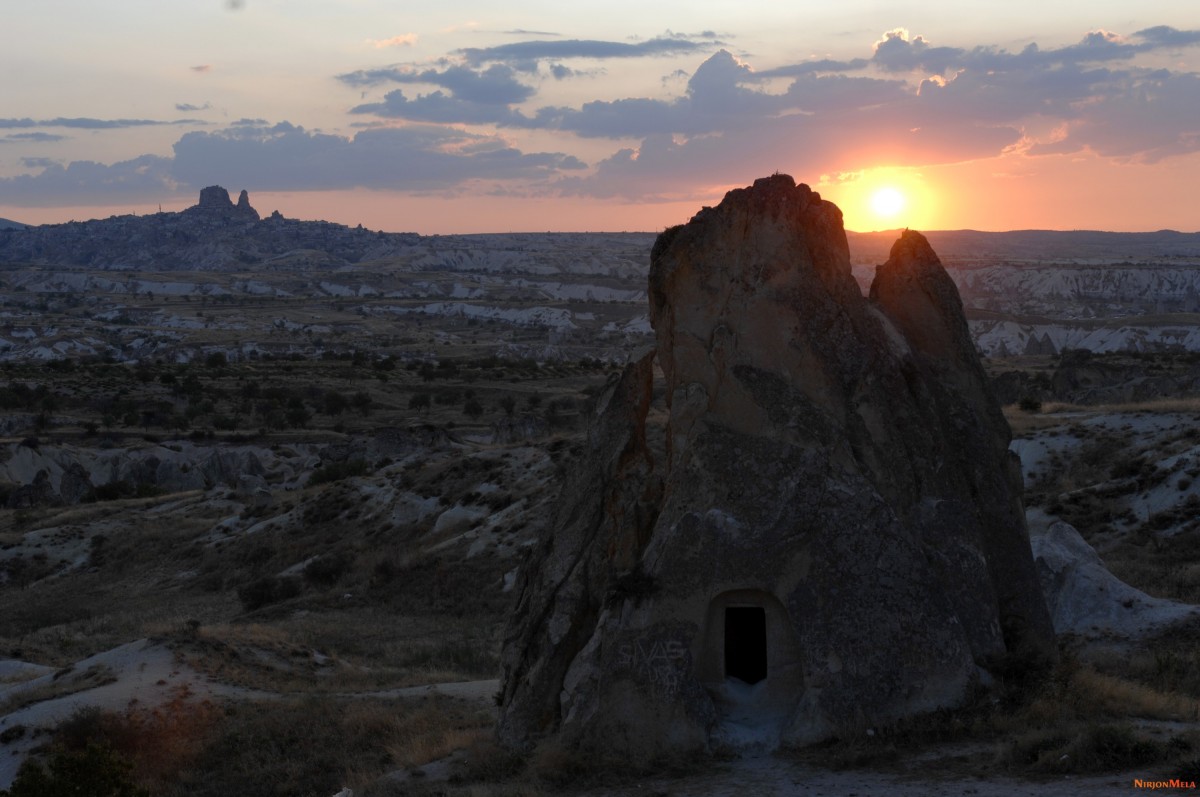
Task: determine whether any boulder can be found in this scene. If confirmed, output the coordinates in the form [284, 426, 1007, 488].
[498, 175, 1055, 760]
[1028, 509, 1199, 639]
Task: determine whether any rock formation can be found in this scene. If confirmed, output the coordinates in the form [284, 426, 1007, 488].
[1027, 509, 1199, 639]
[498, 175, 1055, 759]
[189, 186, 260, 222]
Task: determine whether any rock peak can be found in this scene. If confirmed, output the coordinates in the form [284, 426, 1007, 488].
[190, 185, 259, 222]
[889, 227, 938, 262]
[498, 174, 1055, 762]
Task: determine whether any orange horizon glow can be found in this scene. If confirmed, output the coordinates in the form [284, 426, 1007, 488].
[3, 151, 1200, 235]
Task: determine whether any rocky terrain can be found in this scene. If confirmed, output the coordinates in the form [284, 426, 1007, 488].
[0, 185, 1199, 794]
[2, 189, 1200, 372]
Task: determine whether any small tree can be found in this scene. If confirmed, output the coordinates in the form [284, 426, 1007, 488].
[352, 391, 373, 416]
[464, 398, 484, 420]
[323, 390, 349, 416]
[286, 400, 311, 429]
[409, 392, 431, 413]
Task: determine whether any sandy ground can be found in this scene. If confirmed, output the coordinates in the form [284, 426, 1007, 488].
[576, 753, 1148, 797]
[0, 638, 267, 788]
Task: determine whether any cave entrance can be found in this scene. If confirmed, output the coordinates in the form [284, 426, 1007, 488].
[724, 606, 768, 684]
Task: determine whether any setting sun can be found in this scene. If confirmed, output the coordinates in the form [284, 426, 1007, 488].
[870, 187, 906, 220]
[819, 170, 938, 231]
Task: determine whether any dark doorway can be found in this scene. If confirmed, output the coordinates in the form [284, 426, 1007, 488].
[725, 606, 768, 684]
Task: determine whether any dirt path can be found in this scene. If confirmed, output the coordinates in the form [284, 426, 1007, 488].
[580, 753, 1144, 796]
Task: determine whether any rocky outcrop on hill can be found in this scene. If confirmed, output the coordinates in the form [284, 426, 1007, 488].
[498, 175, 1055, 760]
[0, 186, 418, 271]
[187, 186, 261, 223]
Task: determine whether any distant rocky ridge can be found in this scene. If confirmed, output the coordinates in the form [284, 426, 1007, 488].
[4, 187, 1200, 359]
[0, 187, 419, 271]
[848, 228, 1200, 265]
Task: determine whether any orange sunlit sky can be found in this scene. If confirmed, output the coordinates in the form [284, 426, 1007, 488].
[2, 2, 1198, 233]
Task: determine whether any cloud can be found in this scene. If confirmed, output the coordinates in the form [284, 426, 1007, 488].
[542, 22, 1200, 199]
[350, 90, 528, 125]
[526, 50, 904, 139]
[169, 121, 585, 192]
[342, 63, 538, 125]
[175, 102, 211, 112]
[753, 58, 870, 78]
[0, 120, 587, 206]
[342, 63, 533, 103]
[871, 26, 1200, 75]
[502, 29, 560, 37]
[367, 34, 417, 49]
[0, 117, 204, 130]
[871, 29, 966, 73]
[1136, 26, 1200, 48]
[0, 155, 176, 205]
[549, 64, 578, 80]
[190, 65, 212, 73]
[1, 132, 68, 143]
[457, 36, 718, 66]
[12, 24, 1200, 209]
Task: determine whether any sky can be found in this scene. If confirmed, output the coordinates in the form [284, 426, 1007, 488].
[1, 1, 1198, 233]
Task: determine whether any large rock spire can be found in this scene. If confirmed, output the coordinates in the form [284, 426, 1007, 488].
[498, 174, 1055, 760]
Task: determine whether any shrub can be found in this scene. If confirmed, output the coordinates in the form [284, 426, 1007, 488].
[237, 575, 302, 612]
[1018, 396, 1042, 413]
[2, 742, 149, 797]
[307, 459, 369, 487]
[303, 553, 351, 586]
[1006, 723, 1165, 774]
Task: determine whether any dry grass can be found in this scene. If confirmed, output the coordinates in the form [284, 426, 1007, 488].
[1040, 397, 1200, 415]
[1023, 666, 1200, 724]
[0, 662, 116, 715]
[381, 699, 494, 769]
[25, 691, 497, 796]
[170, 617, 498, 694]
[175, 694, 492, 796]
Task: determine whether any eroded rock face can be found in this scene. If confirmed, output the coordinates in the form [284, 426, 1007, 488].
[190, 186, 260, 222]
[498, 175, 1055, 760]
[1027, 509, 1199, 639]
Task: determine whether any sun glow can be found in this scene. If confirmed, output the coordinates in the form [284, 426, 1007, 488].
[819, 170, 938, 231]
[870, 187, 906, 219]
